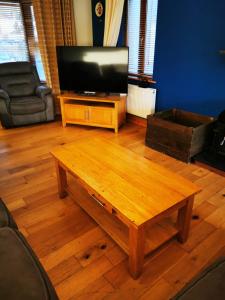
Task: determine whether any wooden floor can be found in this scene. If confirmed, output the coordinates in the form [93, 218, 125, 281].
[1, 120, 225, 300]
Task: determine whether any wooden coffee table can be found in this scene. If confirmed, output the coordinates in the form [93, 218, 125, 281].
[51, 138, 200, 279]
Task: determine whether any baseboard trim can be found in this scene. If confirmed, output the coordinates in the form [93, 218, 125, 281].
[126, 113, 147, 127]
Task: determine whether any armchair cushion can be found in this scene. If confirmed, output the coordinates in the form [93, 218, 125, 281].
[10, 96, 46, 115]
[0, 74, 38, 97]
[0, 62, 40, 98]
[0, 61, 38, 76]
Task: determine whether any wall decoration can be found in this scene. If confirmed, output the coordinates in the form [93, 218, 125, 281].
[92, 0, 105, 46]
[95, 2, 104, 17]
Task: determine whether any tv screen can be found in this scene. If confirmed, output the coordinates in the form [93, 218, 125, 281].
[56, 46, 128, 94]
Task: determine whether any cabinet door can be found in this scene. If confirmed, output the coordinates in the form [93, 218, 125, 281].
[89, 107, 113, 126]
[64, 104, 88, 122]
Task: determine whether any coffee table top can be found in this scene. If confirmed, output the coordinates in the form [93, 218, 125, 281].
[51, 138, 200, 227]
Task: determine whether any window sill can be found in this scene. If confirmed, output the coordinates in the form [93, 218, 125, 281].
[128, 73, 156, 84]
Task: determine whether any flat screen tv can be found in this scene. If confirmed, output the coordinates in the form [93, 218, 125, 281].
[56, 46, 128, 94]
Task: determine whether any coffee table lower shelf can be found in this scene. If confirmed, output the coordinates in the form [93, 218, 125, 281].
[66, 183, 179, 258]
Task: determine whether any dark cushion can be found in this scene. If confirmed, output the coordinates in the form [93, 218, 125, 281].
[0, 62, 40, 97]
[0, 199, 17, 229]
[0, 62, 36, 76]
[0, 74, 38, 97]
[10, 96, 46, 115]
[0, 227, 59, 300]
[172, 258, 225, 300]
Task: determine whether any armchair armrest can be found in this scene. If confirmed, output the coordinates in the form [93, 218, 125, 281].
[0, 89, 10, 105]
[35, 85, 54, 121]
[36, 85, 52, 99]
[0, 90, 12, 128]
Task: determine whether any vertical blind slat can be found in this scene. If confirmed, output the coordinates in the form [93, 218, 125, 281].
[127, 0, 141, 74]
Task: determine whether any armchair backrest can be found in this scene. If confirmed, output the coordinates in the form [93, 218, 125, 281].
[0, 62, 40, 97]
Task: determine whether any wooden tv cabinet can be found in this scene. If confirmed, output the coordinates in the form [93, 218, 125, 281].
[58, 93, 127, 133]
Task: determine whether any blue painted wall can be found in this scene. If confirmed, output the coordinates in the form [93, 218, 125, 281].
[153, 0, 225, 116]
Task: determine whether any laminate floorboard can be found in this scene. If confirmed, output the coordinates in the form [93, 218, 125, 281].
[0, 121, 225, 300]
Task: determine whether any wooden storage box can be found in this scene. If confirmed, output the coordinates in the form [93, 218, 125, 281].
[145, 109, 214, 162]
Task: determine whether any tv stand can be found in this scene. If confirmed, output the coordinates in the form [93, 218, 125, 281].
[58, 92, 127, 133]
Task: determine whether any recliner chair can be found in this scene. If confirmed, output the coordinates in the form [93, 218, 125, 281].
[0, 198, 59, 299]
[0, 62, 55, 128]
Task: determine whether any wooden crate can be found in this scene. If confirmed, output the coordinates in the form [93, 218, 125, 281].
[145, 109, 215, 162]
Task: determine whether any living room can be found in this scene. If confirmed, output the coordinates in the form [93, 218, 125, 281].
[0, 1, 225, 300]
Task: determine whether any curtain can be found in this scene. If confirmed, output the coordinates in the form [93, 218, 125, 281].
[32, 0, 76, 111]
[103, 0, 125, 46]
[32, 0, 59, 94]
[61, 0, 76, 45]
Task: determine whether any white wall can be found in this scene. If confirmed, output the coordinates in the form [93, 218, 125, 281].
[73, 0, 93, 46]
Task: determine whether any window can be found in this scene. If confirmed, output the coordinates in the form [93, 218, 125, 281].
[0, 0, 45, 81]
[127, 0, 158, 81]
[0, 1, 29, 62]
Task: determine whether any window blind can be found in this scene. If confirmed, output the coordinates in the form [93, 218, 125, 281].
[0, 1, 29, 63]
[127, 0, 158, 79]
[127, 0, 141, 74]
[144, 0, 158, 75]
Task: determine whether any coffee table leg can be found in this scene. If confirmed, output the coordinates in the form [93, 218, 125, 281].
[177, 196, 194, 243]
[129, 225, 145, 279]
[55, 160, 68, 198]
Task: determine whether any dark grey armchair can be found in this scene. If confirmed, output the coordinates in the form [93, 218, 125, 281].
[0, 62, 54, 128]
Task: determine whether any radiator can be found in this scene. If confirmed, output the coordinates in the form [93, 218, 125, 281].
[127, 84, 156, 119]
